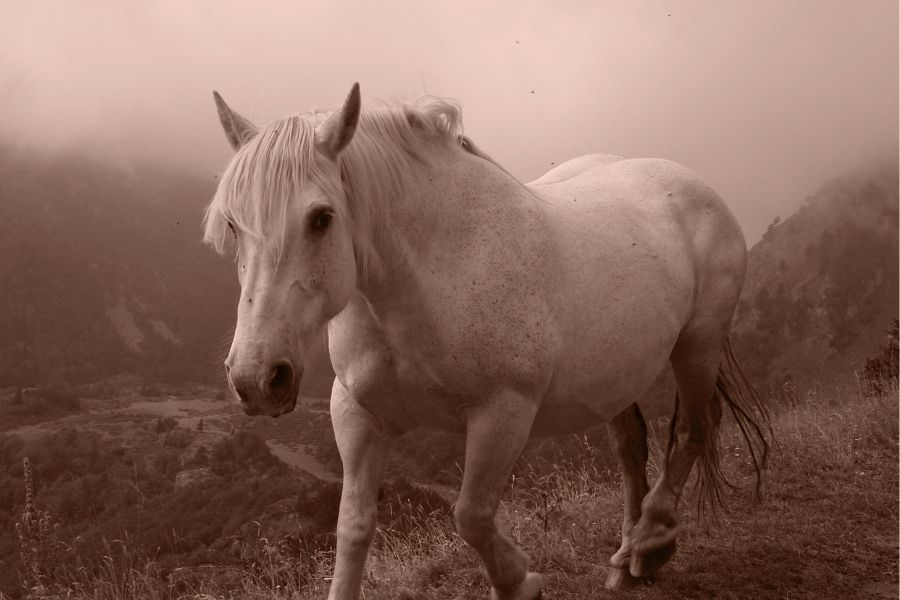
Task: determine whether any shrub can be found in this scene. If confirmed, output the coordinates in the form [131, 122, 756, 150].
[140, 383, 164, 397]
[154, 417, 177, 435]
[164, 428, 193, 449]
[39, 382, 80, 410]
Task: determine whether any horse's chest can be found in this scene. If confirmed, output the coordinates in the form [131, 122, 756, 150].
[330, 327, 469, 432]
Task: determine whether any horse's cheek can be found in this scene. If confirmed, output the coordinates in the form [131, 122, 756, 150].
[321, 242, 356, 317]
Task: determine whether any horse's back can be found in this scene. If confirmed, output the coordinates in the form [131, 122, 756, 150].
[527, 155, 746, 428]
[530, 154, 744, 268]
[528, 154, 625, 187]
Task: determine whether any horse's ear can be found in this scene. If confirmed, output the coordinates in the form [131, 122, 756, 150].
[213, 91, 258, 151]
[317, 83, 361, 159]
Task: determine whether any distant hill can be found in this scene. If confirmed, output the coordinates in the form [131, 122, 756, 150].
[0, 147, 238, 386]
[732, 161, 899, 392]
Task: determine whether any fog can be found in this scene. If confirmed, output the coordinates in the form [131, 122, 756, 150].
[2, 0, 896, 242]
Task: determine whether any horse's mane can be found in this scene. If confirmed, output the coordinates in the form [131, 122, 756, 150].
[203, 96, 465, 269]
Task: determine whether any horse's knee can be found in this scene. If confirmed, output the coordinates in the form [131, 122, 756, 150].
[454, 500, 495, 547]
[337, 520, 375, 550]
[337, 504, 377, 550]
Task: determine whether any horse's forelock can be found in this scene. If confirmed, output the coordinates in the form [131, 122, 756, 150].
[203, 114, 327, 259]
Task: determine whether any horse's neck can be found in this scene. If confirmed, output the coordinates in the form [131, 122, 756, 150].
[357, 144, 530, 304]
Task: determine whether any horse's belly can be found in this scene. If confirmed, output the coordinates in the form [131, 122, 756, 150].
[531, 178, 694, 427]
[535, 348, 673, 435]
[531, 397, 608, 436]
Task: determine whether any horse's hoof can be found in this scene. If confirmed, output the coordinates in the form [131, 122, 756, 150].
[605, 565, 654, 589]
[605, 566, 638, 589]
[629, 537, 676, 578]
[629, 516, 678, 578]
[490, 572, 543, 600]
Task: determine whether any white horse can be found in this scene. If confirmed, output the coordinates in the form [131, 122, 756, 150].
[204, 83, 769, 600]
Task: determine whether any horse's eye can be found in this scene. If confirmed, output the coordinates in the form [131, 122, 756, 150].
[227, 221, 236, 236]
[310, 210, 333, 233]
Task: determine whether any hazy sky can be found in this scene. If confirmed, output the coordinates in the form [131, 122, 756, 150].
[2, 1, 897, 242]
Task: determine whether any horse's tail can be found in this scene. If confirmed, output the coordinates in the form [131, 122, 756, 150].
[670, 338, 773, 518]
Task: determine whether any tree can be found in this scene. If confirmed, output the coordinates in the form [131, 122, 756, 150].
[193, 446, 208, 466]
[861, 319, 899, 397]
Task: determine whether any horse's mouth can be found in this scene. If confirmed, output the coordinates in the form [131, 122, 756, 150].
[274, 394, 298, 417]
[240, 392, 298, 418]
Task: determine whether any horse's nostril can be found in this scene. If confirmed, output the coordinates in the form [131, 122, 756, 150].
[268, 361, 294, 394]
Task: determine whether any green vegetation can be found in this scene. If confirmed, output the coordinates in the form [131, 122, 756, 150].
[0, 420, 458, 600]
[0, 429, 305, 598]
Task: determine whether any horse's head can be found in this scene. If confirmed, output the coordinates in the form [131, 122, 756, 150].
[206, 84, 361, 417]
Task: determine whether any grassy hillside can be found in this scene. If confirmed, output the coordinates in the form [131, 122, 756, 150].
[0, 427, 310, 598]
[8, 384, 896, 599]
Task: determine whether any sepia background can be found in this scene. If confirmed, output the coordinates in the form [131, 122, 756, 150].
[0, 2, 897, 598]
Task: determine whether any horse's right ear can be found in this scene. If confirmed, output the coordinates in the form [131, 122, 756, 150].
[213, 91, 258, 150]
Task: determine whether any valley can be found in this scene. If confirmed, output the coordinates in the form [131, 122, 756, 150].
[2, 383, 339, 484]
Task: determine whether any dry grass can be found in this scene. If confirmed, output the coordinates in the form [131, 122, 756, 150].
[12, 388, 898, 600]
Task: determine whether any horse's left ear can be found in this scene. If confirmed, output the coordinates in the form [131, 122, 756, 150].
[317, 83, 361, 158]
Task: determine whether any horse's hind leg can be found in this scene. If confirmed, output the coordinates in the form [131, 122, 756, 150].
[629, 333, 725, 578]
[604, 403, 650, 589]
[456, 393, 543, 600]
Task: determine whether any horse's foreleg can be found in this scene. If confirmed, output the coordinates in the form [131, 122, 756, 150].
[604, 403, 649, 589]
[629, 345, 722, 578]
[456, 393, 542, 600]
[327, 382, 394, 600]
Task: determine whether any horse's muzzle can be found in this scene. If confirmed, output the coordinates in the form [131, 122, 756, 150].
[226, 360, 301, 417]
